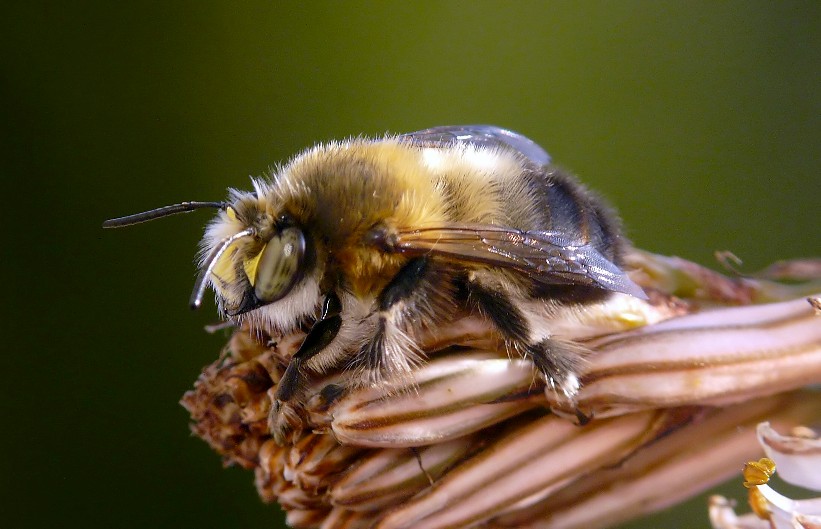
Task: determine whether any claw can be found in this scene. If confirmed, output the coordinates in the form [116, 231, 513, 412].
[269, 399, 304, 445]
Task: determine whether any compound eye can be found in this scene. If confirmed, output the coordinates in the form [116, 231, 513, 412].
[253, 227, 305, 303]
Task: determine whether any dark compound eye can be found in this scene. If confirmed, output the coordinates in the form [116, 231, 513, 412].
[253, 227, 306, 303]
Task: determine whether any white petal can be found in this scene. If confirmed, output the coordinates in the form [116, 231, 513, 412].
[757, 423, 821, 491]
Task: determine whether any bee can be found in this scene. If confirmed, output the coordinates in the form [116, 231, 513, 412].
[104, 125, 646, 439]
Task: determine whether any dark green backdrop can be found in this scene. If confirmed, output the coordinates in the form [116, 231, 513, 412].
[3, 2, 819, 528]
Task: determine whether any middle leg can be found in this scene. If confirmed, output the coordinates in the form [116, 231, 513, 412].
[351, 257, 456, 387]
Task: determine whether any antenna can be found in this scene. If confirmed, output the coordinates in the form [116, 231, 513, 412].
[189, 228, 255, 310]
[102, 201, 228, 228]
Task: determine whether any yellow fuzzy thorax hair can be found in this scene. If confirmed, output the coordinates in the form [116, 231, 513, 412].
[206, 136, 531, 301]
[266, 138, 527, 297]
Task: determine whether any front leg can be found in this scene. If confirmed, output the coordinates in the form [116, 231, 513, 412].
[275, 292, 342, 401]
[270, 292, 341, 442]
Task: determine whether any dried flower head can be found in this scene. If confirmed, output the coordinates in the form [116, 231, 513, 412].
[181, 251, 821, 529]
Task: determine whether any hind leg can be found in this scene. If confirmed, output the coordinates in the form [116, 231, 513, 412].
[466, 277, 585, 399]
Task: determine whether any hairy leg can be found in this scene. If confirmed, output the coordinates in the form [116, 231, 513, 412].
[270, 291, 342, 442]
[467, 280, 585, 399]
[352, 257, 455, 386]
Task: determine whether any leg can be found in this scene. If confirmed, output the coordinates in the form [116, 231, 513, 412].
[467, 281, 585, 399]
[275, 291, 342, 402]
[352, 257, 454, 386]
[270, 291, 341, 442]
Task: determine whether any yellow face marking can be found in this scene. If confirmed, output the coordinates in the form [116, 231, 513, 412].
[225, 206, 238, 221]
[210, 245, 239, 285]
[243, 249, 264, 287]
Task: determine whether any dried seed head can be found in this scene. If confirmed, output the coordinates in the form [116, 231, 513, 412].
[180, 253, 821, 528]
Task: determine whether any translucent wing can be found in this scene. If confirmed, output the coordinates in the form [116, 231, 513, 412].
[399, 125, 551, 166]
[391, 224, 646, 299]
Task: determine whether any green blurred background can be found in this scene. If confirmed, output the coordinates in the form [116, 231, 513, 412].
[2, 2, 819, 528]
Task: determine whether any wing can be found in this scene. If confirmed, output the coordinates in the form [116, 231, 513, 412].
[389, 224, 647, 299]
[399, 125, 551, 166]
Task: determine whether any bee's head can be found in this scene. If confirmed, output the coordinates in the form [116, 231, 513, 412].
[103, 190, 318, 322]
[198, 190, 314, 317]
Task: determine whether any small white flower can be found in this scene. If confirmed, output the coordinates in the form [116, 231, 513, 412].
[710, 424, 821, 529]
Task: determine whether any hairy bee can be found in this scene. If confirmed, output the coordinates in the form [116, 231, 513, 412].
[104, 125, 646, 439]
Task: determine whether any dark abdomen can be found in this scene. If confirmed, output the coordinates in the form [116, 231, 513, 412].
[526, 166, 624, 265]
